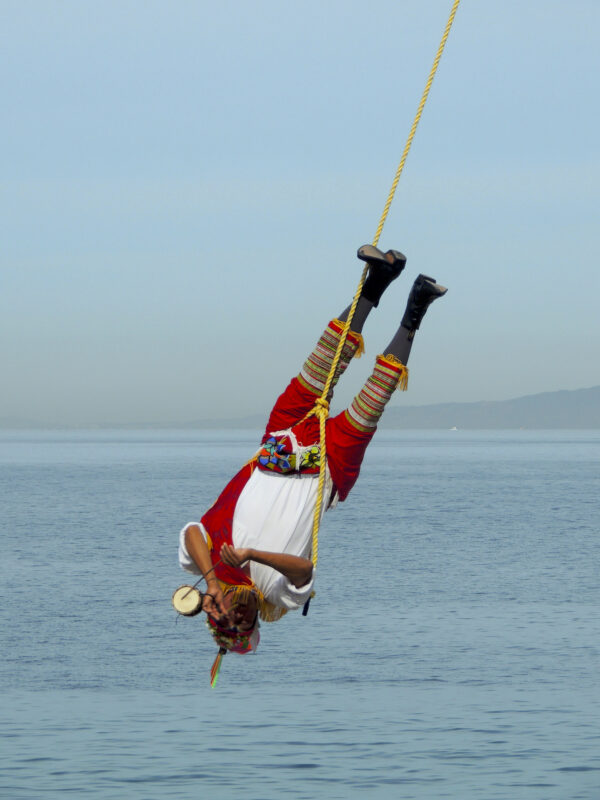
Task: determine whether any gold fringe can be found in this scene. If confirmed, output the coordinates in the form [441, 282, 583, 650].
[332, 319, 364, 359]
[381, 353, 409, 391]
[218, 580, 288, 623]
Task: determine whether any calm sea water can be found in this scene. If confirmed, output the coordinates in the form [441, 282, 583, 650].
[1, 429, 599, 799]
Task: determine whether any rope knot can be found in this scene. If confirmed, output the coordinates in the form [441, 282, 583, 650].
[314, 397, 329, 416]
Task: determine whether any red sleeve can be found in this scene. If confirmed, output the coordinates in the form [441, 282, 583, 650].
[201, 459, 256, 586]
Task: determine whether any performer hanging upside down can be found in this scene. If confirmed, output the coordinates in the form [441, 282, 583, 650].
[176, 245, 447, 682]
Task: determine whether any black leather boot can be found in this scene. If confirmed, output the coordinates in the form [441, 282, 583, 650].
[400, 273, 447, 333]
[357, 244, 407, 307]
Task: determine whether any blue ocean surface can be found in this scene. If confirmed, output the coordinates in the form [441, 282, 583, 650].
[1, 429, 599, 799]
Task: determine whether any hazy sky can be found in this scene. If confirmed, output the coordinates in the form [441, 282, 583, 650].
[2, 1, 599, 426]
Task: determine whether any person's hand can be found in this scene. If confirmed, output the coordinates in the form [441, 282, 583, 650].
[220, 543, 252, 569]
[202, 582, 226, 618]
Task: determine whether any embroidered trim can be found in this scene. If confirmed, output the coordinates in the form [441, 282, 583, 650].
[346, 355, 407, 431]
[299, 320, 363, 394]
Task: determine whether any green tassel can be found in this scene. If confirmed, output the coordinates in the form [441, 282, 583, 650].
[210, 647, 226, 688]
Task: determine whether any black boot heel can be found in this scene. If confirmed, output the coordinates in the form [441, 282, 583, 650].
[400, 274, 447, 332]
[356, 244, 407, 307]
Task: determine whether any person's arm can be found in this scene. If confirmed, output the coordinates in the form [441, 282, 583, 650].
[184, 525, 227, 616]
[220, 542, 313, 588]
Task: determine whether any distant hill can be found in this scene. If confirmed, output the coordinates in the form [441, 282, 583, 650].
[378, 385, 600, 430]
[173, 385, 600, 431]
[1, 386, 599, 430]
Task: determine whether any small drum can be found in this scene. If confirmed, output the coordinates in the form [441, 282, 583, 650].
[172, 585, 203, 616]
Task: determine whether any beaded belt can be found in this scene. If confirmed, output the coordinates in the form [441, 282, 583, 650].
[257, 435, 321, 474]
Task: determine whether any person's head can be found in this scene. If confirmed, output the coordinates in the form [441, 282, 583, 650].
[206, 585, 260, 685]
[215, 587, 258, 632]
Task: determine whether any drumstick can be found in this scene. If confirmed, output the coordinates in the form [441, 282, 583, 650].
[180, 559, 223, 600]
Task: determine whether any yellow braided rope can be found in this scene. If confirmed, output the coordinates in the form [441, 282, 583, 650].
[372, 0, 461, 248]
[308, 0, 461, 569]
